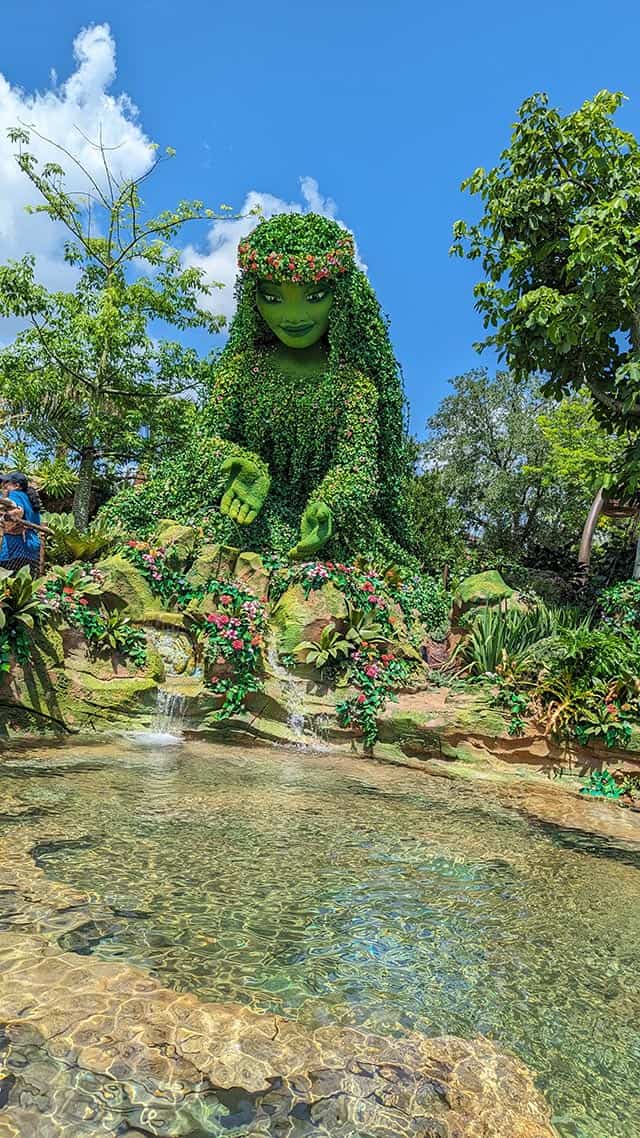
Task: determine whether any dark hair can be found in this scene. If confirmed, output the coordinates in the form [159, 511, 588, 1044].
[1, 472, 42, 512]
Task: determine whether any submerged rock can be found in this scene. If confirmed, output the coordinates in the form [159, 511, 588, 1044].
[0, 823, 557, 1138]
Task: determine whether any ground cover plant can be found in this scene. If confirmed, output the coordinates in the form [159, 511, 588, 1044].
[454, 591, 640, 750]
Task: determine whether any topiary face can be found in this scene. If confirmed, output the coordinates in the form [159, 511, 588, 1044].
[255, 278, 333, 349]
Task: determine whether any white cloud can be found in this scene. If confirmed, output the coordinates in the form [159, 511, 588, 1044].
[0, 23, 355, 337]
[182, 176, 365, 320]
[0, 23, 154, 290]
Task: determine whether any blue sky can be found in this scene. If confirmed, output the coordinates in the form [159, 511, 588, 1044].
[2, 0, 640, 434]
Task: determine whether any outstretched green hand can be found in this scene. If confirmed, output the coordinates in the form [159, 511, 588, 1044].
[220, 457, 270, 524]
[289, 500, 333, 559]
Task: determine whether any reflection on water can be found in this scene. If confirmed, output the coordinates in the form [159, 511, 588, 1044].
[4, 740, 640, 1138]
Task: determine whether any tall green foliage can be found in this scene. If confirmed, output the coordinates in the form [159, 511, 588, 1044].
[451, 89, 640, 488]
[0, 127, 231, 529]
[423, 369, 622, 567]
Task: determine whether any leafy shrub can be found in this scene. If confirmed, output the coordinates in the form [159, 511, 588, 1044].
[0, 567, 47, 671]
[44, 513, 121, 565]
[580, 769, 627, 800]
[454, 601, 640, 748]
[33, 459, 79, 499]
[454, 602, 589, 677]
[296, 625, 353, 670]
[598, 579, 640, 633]
[41, 566, 147, 669]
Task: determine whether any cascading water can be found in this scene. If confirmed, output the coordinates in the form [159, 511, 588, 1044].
[127, 688, 186, 747]
[266, 645, 324, 747]
[153, 689, 187, 738]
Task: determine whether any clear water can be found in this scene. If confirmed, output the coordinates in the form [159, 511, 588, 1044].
[4, 740, 640, 1138]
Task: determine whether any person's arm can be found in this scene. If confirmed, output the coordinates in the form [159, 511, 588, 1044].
[289, 371, 378, 558]
[0, 494, 26, 535]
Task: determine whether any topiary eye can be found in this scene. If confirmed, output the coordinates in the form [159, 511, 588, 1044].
[306, 289, 330, 304]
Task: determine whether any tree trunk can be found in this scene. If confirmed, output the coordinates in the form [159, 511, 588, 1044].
[72, 449, 94, 531]
[633, 533, 640, 580]
[578, 487, 604, 571]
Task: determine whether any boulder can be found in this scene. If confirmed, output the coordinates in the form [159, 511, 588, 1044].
[152, 519, 199, 563]
[453, 570, 513, 618]
[186, 543, 239, 589]
[95, 555, 156, 620]
[234, 551, 270, 599]
[271, 582, 348, 655]
[146, 627, 193, 677]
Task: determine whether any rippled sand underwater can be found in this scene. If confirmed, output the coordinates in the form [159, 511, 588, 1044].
[3, 738, 640, 1137]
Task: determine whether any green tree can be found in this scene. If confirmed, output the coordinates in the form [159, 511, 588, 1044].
[451, 90, 640, 445]
[409, 468, 465, 575]
[0, 126, 233, 528]
[422, 369, 622, 566]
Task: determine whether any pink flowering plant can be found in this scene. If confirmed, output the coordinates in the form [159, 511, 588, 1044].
[185, 582, 266, 718]
[41, 565, 147, 668]
[269, 558, 449, 642]
[123, 539, 267, 718]
[336, 646, 413, 750]
[124, 540, 192, 606]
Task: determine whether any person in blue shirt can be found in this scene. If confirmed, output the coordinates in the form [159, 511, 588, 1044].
[0, 471, 43, 573]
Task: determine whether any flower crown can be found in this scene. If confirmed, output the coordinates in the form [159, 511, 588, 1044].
[237, 214, 355, 284]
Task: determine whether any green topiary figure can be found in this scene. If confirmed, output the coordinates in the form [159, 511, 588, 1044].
[108, 213, 413, 562]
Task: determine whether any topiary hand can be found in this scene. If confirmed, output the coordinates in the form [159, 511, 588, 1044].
[288, 500, 333, 559]
[220, 457, 270, 524]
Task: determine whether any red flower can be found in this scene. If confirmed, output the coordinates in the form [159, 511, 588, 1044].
[362, 581, 375, 593]
[357, 693, 366, 704]
[78, 597, 89, 607]
[63, 586, 75, 596]
[220, 594, 232, 605]
[232, 639, 243, 650]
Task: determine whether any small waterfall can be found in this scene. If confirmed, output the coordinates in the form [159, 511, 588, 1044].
[152, 689, 186, 742]
[267, 645, 323, 747]
[127, 689, 186, 747]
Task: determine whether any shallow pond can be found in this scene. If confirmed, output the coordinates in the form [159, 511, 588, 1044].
[2, 739, 640, 1137]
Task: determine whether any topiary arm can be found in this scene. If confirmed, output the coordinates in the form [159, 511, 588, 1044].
[289, 371, 378, 558]
[205, 352, 271, 524]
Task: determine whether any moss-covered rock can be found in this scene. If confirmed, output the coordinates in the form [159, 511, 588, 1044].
[146, 628, 193, 677]
[139, 610, 187, 630]
[95, 555, 156, 619]
[186, 543, 239, 589]
[453, 570, 513, 617]
[152, 519, 199, 562]
[234, 551, 270, 599]
[271, 582, 348, 655]
[32, 624, 65, 668]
